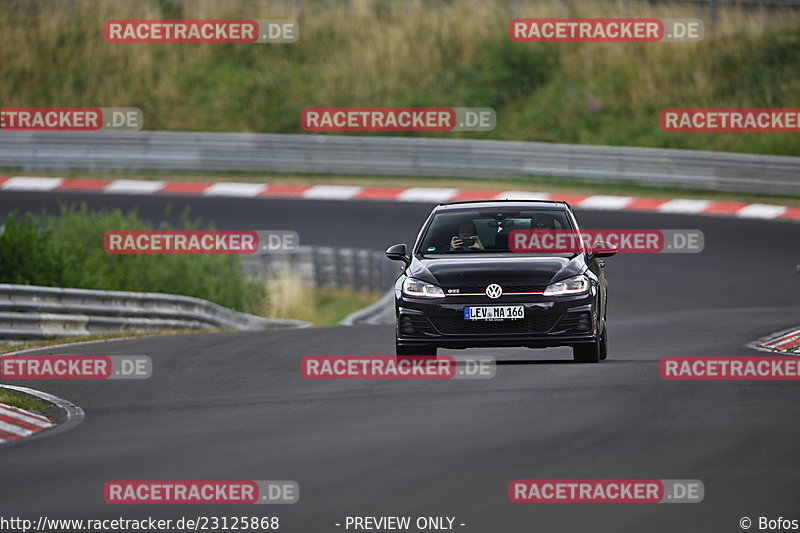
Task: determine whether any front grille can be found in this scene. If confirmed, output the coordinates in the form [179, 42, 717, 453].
[446, 284, 546, 295]
[430, 314, 559, 335]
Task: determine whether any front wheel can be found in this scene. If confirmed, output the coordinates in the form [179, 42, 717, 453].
[396, 343, 437, 357]
[573, 341, 600, 363]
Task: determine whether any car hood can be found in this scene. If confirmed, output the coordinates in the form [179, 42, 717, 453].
[408, 254, 585, 288]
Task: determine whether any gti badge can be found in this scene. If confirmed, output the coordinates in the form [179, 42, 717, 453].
[485, 283, 503, 299]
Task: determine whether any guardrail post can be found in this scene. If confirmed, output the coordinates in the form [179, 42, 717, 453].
[296, 248, 315, 287]
[312, 247, 323, 288]
[337, 248, 353, 289]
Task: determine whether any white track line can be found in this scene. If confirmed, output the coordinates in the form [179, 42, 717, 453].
[577, 195, 634, 210]
[301, 185, 363, 200]
[736, 204, 788, 219]
[202, 182, 267, 197]
[397, 187, 459, 203]
[3, 177, 64, 191]
[496, 191, 552, 200]
[103, 179, 165, 194]
[657, 199, 712, 214]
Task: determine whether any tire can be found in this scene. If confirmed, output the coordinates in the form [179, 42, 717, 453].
[599, 324, 608, 361]
[573, 341, 600, 363]
[396, 343, 437, 357]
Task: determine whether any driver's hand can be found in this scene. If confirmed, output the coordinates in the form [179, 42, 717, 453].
[450, 236, 462, 250]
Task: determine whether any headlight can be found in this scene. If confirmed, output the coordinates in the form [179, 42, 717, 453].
[402, 278, 445, 298]
[543, 275, 589, 296]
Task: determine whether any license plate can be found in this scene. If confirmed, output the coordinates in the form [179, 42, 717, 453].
[464, 306, 524, 321]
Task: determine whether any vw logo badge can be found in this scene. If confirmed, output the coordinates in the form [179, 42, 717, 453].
[485, 284, 503, 299]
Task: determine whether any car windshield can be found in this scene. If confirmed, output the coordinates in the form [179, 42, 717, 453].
[417, 208, 573, 254]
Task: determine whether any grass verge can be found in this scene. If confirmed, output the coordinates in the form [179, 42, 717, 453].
[0, 387, 51, 412]
[0, 329, 214, 355]
[257, 273, 382, 327]
[0, 0, 797, 155]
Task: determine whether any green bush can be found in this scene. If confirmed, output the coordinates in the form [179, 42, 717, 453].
[0, 204, 265, 313]
[0, 213, 64, 286]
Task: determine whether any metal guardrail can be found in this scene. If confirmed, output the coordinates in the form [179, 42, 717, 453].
[0, 284, 308, 340]
[1, 131, 799, 196]
[240, 246, 400, 292]
[0, 246, 398, 339]
[339, 289, 395, 326]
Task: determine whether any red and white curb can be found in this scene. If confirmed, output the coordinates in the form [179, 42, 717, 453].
[749, 327, 800, 354]
[756, 327, 800, 353]
[0, 401, 53, 443]
[0, 384, 85, 447]
[2, 176, 799, 222]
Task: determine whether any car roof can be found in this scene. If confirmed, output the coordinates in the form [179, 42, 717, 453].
[433, 199, 570, 211]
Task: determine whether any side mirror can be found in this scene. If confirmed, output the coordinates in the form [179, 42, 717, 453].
[385, 243, 410, 265]
[589, 241, 617, 259]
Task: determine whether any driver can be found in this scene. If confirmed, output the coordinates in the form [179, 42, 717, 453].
[449, 221, 485, 251]
[531, 215, 552, 230]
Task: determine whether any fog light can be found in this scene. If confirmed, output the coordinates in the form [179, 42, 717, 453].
[400, 316, 415, 335]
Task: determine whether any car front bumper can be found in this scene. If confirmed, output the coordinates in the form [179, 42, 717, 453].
[395, 292, 599, 349]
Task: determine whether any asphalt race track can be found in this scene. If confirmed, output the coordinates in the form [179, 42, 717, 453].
[1, 190, 799, 532]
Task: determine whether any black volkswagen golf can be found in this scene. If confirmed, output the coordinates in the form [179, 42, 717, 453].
[385, 200, 615, 363]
